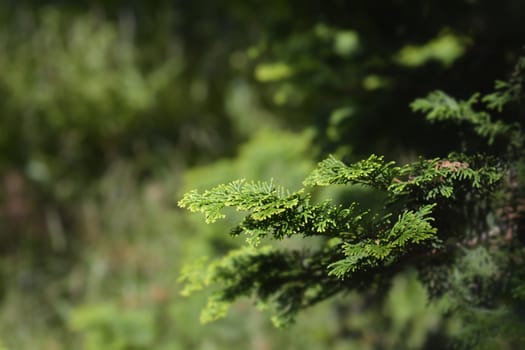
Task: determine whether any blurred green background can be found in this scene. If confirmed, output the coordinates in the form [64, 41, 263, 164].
[0, 1, 524, 349]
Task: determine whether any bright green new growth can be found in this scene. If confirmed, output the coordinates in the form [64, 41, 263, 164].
[328, 204, 438, 278]
[179, 179, 301, 224]
[179, 59, 525, 344]
[303, 154, 398, 189]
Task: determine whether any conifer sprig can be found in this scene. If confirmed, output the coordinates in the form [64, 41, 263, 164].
[178, 179, 302, 223]
[303, 154, 398, 189]
[411, 89, 522, 147]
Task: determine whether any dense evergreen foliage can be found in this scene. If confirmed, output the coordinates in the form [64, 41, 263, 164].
[1, 1, 525, 349]
[180, 60, 525, 346]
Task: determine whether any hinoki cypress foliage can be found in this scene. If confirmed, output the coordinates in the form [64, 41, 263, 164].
[179, 58, 525, 345]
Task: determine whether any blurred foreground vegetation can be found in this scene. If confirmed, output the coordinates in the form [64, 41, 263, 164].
[1, 1, 525, 349]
